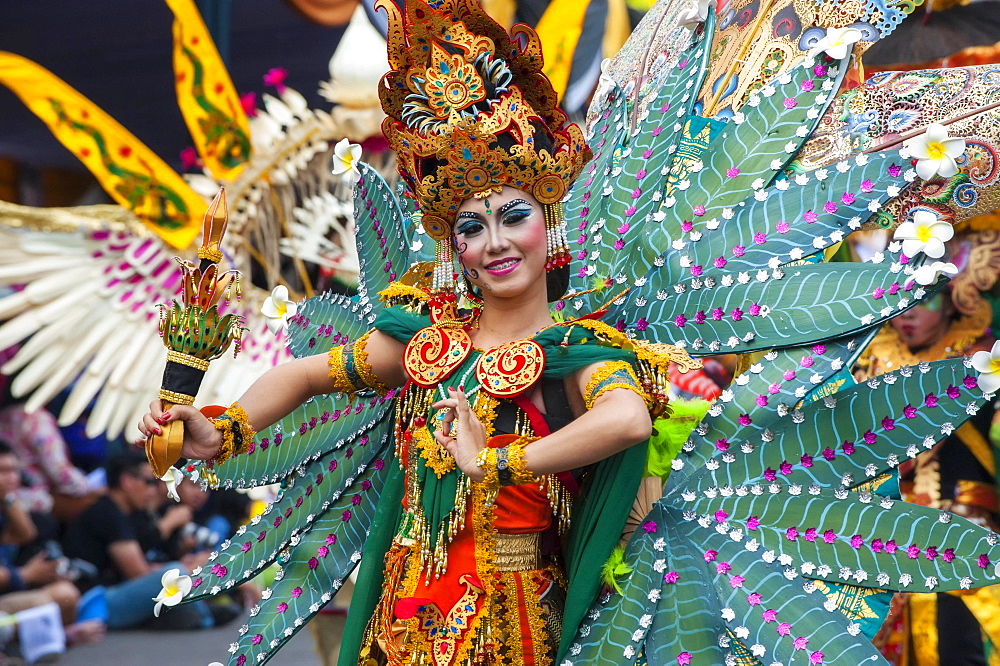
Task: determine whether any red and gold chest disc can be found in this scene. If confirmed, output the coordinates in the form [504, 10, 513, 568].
[403, 325, 473, 387]
[476, 339, 545, 397]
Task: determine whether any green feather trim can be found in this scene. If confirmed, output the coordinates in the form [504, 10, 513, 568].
[645, 398, 711, 478]
[600, 545, 633, 595]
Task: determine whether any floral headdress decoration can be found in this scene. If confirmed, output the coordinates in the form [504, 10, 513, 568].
[376, 0, 591, 298]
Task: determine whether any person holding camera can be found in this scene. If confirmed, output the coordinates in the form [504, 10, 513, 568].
[0, 440, 104, 646]
[62, 450, 213, 631]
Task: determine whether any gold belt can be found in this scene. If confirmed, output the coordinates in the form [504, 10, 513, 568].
[494, 532, 542, 572]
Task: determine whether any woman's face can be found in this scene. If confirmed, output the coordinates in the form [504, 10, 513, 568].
[890, 291, 953, 352]
[453, 187, 547, 300]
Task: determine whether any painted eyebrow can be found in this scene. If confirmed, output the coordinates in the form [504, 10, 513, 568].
[456, 211, 482, 220]
[498, 198, 531, 215]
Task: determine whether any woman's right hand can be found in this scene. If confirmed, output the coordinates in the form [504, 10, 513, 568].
[137, 400, 224, 461]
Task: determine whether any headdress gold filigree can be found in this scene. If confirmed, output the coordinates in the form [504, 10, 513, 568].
[375, 0, 591, 242]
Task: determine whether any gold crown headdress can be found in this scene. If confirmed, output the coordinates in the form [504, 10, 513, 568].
[375, 0, 591, 295]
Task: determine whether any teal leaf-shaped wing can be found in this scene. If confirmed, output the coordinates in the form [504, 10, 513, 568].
[210, 392, 394, 487]
[286, 291, 375, 359]
[185, 419, 392, 600]
[668, 330, 876, 488]
[564, 15, 714, 312]
[680, 485, 1000, 596]
[610, 260, 930, 353]
[221, 453, 392, 666]
[353, 164, 412, 304]
[674, 58, 850, 226]
[703, 358, 984, 491]
[686, 153, 906, 275]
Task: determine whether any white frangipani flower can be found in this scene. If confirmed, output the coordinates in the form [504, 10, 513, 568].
[160, 467, 184, 503]
[911, 261, 958, 286]
[971, 340, 1000, 393]
[807, 27, 863, 60]
[153, 568, 192, 617]
[904, 123, 966, 180]
[892, 210, 954, 259]
[677, 0, 716, 28]
[261, 285, 298, 335]
[331, 138, 363, 184]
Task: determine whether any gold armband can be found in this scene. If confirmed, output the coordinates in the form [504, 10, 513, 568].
[584, 360, 649, 410]
[475, 435, 539, 489]
[354, 331, 388, 395]
[208, 403, 256, 466]
[327, 331, 388, 396]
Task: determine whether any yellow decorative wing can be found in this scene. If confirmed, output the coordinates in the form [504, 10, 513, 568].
[534, 0, 593, 101]
[166, 0, 252, 181]
[0, 52, 205, 250]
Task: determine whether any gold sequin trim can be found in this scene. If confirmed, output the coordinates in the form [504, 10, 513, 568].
[377, 281, 431, 306]
[506, 438, 536, 485]
[477, 437, 538, 490]
[494, 532, 541, 572]
[571, 319, 701, 373]
[158, 389, 196, 406]
[497, 569, 551, 666]
[208, 402, 256, 466]
[165, 349, 210, 371]
[354, 331, 389, 396]
[196, 246, 223, 263]
[326, 345, 355, 395]
[477, 447, 500, 488]
[415, 426, 456, 477]
[583, 360, 648, 410]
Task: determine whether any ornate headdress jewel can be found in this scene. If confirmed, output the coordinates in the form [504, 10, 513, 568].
[375, 0, 592, 247]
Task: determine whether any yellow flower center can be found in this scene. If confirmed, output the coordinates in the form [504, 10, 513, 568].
[164, 584, 179, 597]
[915, 225, 933, 242]
[275, 302, 287, 317]
[925, 141, 946, 160]
[990, 358, 1000, 374]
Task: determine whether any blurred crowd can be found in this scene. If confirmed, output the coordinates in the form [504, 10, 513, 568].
[0, 368, 261, 663]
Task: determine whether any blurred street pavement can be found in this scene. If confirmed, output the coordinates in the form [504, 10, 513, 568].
[58, 611, 322, 666]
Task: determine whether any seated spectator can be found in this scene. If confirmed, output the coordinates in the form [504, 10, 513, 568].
[62, 450, 213, 631]
[0, 440, 104, 646]
[0, 401, 100, 522]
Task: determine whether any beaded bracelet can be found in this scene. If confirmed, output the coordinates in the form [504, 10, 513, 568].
[505, 439, 536, 485]
[208, 403, 256, 466]
[474, 436, 538, 489]
[475, 447, 500, 487]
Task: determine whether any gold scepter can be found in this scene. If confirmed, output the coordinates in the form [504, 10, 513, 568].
[145, 188, 245, 478]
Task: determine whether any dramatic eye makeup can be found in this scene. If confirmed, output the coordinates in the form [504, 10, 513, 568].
[455, 211, 483, 235]
[498, 199, 532, 223]
[497, 199, 530, 215]
[455, 198, 532, 235]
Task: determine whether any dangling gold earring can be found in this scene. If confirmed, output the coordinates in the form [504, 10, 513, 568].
[543, 202, 570, 271]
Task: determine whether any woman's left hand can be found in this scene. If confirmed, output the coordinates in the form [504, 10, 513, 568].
[432, 387, 487, 481]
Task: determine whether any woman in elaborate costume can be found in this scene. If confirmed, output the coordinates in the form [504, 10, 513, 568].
[138, 1, 1000, 665]
[140, 2, 680, 663]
